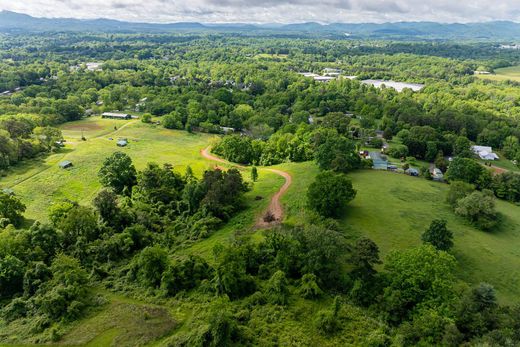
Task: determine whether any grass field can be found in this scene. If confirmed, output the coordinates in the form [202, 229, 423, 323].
[0, 117, 222, 223]
[476, 65, 520, 82]
[5, 119, 520, 345]
[276, 163, 520, 304]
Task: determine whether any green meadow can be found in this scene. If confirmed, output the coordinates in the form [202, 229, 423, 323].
[1, 117, 219, 222]
[4, 118, 520, 345]
[476, 65, 520, 82]
[278, 163, 520, 304]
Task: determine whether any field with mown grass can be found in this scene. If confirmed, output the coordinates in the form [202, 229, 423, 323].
[1, 117, 224, 223]
[476, 65, 520, 82]
[278, 163, 520, 304]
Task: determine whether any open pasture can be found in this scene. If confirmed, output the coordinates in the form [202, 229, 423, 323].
[1, 117, 217, 222]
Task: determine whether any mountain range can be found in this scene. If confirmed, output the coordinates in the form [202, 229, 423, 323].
[1, 10, 520, 40]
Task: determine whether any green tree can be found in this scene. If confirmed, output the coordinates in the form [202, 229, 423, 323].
[321, 112, 351, 135]
[37, 254, 89, 321]
[162, 111, 184, 129]
[383, 245, 457, 324]
[213, 135, 255, 164]
[98, 152, 137, 195]
[0, 255, 25, 298]
[58, 206, 99, 255]
[315, 135, 361, 173]
[250, 166, 258, 182]
[350, 237, 382, 276]
[446, 157, 487, 187]
[93, 188, 124, 228]
[454, 136, 473, 158]
[307, 171, 356, 218]
[422, 219, 454, 251]
[133, 246, 169, 288]
[33, 126, 64, 151]
[0, 192, 26, 227]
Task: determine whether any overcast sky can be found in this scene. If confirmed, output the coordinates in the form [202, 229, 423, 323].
[1, 0, 519, 24]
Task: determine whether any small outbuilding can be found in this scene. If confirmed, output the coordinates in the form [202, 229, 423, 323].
[102, 112, 132, 120]
[2, 188, 14, 195]
[59, 160, 73, 169]
[117, 139, 128, 147]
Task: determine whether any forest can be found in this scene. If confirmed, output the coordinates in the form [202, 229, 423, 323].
[1, 32, 520, 346]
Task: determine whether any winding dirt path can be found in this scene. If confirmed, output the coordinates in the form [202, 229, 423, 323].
[200, 146, 292, 227]
[256, 168, 292, 228]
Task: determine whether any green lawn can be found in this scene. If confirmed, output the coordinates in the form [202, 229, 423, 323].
[0, 117, 218, 222]
[478, 153, 520, 173]
[0, 291, 177, 347]
[476, 65, 520, 82]
[349, 171, 520, 304]
[275, 163, 520, 304]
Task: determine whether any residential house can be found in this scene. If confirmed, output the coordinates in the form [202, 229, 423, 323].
[471, 145, 499, 161]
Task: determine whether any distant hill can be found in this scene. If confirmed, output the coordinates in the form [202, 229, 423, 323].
[1, 10, 520, 40]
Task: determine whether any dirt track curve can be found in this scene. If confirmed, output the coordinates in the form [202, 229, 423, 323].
[200, 146, 292, 227]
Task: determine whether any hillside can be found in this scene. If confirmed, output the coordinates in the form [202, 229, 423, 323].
[2, 10, 520, 39]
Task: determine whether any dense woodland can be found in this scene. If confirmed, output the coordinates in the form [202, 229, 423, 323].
[1, 33, 520, 346]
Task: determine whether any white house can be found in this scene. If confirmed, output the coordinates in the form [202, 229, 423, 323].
[86, 62, 103, 71]
[299, 72, 320, 78]
[472, 145, 499, 161]
[313, 76, 336, 83]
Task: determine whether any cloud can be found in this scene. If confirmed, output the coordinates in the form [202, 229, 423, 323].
[1, 0, 519, 23]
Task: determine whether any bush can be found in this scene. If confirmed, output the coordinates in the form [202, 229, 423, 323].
[141, 113, 152, 123]
[446, 181, 475, 207]
[387, 144, 408, 159]
[264, 270, 290, 305]
[315, 297, 342, 335]
[455, 190, 498, 230]
[298, 273, 323, 299]
[132, 246, 169, 288]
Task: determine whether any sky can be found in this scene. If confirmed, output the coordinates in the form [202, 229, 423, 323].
[0, 0, 519, 24]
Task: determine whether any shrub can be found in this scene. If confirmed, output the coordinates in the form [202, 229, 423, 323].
[264, 270, 290, 305]
[387, 144, 408, 158]
[298, 273, 323, 299]
[455, 190, 498, 230]
[141, 113, 152, 123]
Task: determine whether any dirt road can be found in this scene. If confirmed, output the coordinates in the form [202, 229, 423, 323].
[200, 146, 292, 227]
[255, 168, 292, 228]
